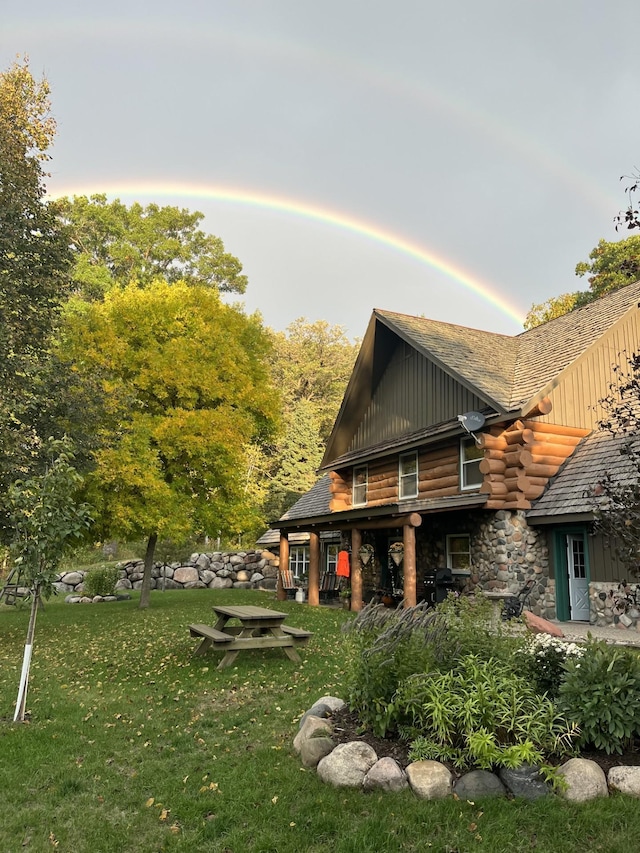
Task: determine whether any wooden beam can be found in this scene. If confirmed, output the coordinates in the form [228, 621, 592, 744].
[277, 534, 289, 602]
[351, 528, 362, 612]
[403, 524, 417, 608]
[308, 532, 320, 607]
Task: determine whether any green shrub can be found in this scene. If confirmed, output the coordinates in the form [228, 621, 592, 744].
[83, 565, 120, 597]
[435, 592, 521, 665]
[515, 633, 585, 697]
[394, 654, 578, 770]
[558, 641, 640, 754]
[343, 602, 447, 736]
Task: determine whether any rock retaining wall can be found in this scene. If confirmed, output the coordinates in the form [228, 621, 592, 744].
[54, 549, 280, 599]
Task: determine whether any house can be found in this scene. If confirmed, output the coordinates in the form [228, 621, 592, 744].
[272, 280, 640, 625]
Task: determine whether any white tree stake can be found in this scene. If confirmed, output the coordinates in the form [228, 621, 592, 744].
[14, 586, 39, 722]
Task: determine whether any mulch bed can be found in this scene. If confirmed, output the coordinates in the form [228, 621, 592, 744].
[329, 706, 640, 776]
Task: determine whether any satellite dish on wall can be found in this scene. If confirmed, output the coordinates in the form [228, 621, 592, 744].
[457, 411, 486, 445]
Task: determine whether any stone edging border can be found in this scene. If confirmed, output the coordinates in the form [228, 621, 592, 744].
[293, 697, 640, 801]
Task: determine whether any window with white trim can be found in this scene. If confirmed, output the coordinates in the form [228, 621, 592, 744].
[399, 451, 418, 499]
[352, 465, 368, 506]
[325, 544, 339, 573]
[446, 534, 471, 571]
[289, 546, 309, 582]
[460, 438, 483, 490]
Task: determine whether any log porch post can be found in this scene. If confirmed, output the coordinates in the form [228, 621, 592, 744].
[277, 533, 289, 602]
[351, 527, 363, 611]
[308, 531, 320, 606]
[403, 523, 417, 607]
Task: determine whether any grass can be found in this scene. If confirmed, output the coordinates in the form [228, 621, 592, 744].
[0, 589, 639, 853]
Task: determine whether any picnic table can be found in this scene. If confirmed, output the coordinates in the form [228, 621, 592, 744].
[189, 605, 313, 670]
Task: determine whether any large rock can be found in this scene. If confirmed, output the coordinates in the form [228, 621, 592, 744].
[300, 736, 335, 769]
[299, 702, 333, 729]
[234, 569, 251, 582]
[59, 571, 83, 586]
[173, 567, 199, 585]
[315, 696, 346, 713]
[209, 577, 233, 589]
[317, 742, 378, 788]
[406, 760, 452, 800]
[363, 757, 408, 793]
[499, 765, 551, 801]
[557, 758, 608, 801]
[523, 610, 564, 637]
[454, 769, 506, 799]
[608, 766, 640, 797]
[293, 715, 333, 754]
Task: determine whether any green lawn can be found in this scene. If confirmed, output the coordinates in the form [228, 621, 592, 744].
[1, 589, 638, 853]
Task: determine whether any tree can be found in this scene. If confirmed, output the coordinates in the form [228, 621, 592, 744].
[56, 194, 247, 300]
[59, 281, 278, 607]
[574, 235, 640, 301]
[264, 319, 358, 518]
[523, 292, 583, 330]
[0, 59, 73, 526]
[8, 437, 92, 720]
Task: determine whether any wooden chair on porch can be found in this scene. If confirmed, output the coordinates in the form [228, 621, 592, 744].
[279, 567, 298, 599]
[319, 570, 340, 602]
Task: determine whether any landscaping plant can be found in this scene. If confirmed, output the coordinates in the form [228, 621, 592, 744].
[558, 639, 640, 754]
[394, 654, 579, 771]
[82, 565, 120, 598]
[515, 633, 585, 698]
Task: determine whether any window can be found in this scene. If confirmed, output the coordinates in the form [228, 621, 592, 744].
[289, 547, 309, 582]
[325, 544, 339, 574]
[352, 465, 368, 506]
[399, 452, 418, 499]
[446, 534, 471, 571]
[460, 438, 483, 490]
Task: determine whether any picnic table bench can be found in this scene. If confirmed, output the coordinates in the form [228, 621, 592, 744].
[189, 605, 313, 670]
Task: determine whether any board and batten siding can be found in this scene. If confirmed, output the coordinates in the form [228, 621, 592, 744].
[539, 311, 640, 431]
[348, 341, 487, 452]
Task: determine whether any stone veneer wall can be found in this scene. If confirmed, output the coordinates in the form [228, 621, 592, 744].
[468, 510, 556, 621]
[54, 550, 280, 596]
[589, 581, 640, 630]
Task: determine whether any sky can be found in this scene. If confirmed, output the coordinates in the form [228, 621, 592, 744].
[4, 1, 640, 339]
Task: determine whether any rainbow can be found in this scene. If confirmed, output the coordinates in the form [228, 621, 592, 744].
[47, 180, 526, 326]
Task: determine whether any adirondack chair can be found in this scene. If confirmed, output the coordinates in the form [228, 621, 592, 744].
[319, 570, 340, 602]
[279, 567, 298, 599]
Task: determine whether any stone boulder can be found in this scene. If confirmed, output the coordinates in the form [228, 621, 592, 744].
[173, 566, 199, 585]
[608, 766, 640, 797]
[557, 758, 608, 801]
[293, 715, 333, 754]
[209, 577, 233, 589]
[499, 765, 551, 801]
[363, 757, 408, 793]
[454, 769, 506, 799]
[300, 736, 336, 769]
[317, 742, 378, 788]
[406, 760, 452, 800]
[523, 610, 564, 637]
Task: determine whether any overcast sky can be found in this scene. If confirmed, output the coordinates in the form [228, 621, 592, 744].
[5, 1, 640, 338]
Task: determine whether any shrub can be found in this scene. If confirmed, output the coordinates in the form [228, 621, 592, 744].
[394, 654, 578, 770]
[83, 565, 120, 597]
[558, 640, 640, 754]
[515, 633, 585, 697]
[343, 602, 447, 736]
[435, 592, 521, 665]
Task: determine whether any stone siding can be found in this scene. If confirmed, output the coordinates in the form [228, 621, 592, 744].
[589, 581, 640, 630]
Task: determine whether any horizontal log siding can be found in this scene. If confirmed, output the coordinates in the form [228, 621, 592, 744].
[480, 418, 588, 510]
[348, 342, 486, 453]
[537, 312, 640, 430]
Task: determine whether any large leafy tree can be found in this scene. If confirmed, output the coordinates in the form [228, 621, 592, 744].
[56, 194, 248, 300]
[264, 319, 358, 519]
[59, 281, 277, 607]
[0, 59, 73, 532]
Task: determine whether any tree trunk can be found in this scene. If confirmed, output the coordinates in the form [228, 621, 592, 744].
[14, 584, 40, 722]
[139, 532, 158, 609]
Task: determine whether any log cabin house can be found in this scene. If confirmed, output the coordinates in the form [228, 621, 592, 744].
[271, 280, 640, 626]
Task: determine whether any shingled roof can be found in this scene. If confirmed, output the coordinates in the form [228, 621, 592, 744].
[377, 279, 640, 413]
